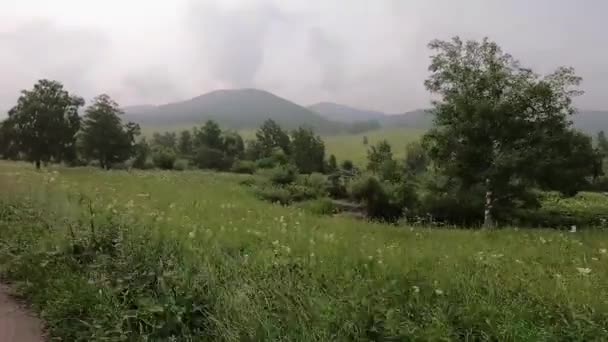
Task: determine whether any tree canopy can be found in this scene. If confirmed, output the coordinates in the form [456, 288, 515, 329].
[7, 79, 84, 168]
[79, 94, 140, 169]
[422, 37, 598, 226]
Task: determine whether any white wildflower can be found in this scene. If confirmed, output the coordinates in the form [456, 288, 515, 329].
[570, 225, 577, 233]
[600, 248, 607, 254]
[576, 267, 592, 275]
[412, 286, 420, 294]
[188, 231, 195, 238]
[435, 289, 444, 296]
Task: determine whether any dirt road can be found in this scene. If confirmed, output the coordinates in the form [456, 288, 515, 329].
[0, 284, 44, 342]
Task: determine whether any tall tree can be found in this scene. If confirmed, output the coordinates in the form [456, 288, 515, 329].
[367, 140, 393, 173]
[255, 119, 291, 157]
[290, 127, 325, 173]
[7, 79, 84, 168]
[222, 131, 245, 158]
[151, 132, 177, 150]
[0, 118, 20, 160]
[80, 94, 140, 169]
[423, 37, 596, 227]
[178, 130, 193, 156]
[194, 120, 223, 150]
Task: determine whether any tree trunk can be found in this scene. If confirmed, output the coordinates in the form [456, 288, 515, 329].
[483, 178, 494, 228]
[35, 159, 41, 170]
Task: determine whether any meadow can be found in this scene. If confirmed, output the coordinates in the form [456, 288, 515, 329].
[1, 161, 608, 340]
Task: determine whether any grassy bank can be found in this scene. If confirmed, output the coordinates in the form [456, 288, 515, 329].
[1, 161, 607, 340]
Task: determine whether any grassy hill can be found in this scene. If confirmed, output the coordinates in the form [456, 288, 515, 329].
[124, 89, 342, 134]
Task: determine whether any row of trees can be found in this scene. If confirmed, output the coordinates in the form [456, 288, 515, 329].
[142, 118, 328, 174]
[0, 80, 139, 169]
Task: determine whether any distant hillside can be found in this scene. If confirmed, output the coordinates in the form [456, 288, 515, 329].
[308, 102, 386, 122]
[124, 89, 342, 133]
[378, 109, 433, 129]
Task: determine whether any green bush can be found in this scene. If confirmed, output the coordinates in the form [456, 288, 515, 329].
[286, 184, 318, 202]
[173, 159, 189, 171]
[298, 197, 336, 215]
[193, 146, 231, 170]
[254, 186, 291, 205]
[270, 165, 298, 186]
[296, 173, 328, 197]
[351, 175, 402, 222]
[231, 160, 256, 174]
[152, 148, 176, 170]
[256, 157, 276, 169]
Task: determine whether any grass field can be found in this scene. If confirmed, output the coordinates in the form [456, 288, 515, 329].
[323, 128, 425, 165]
[1, 161, 608, 340]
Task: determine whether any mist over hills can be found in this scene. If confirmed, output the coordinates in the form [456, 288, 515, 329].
[123, 88, 341, 133]
[7, 87, 591, 136]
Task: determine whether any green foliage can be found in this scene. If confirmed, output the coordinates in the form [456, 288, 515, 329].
[132, 138, 151, 169]
[177, 130, 193, 156]
[173, 158, 189, 171]
[152, 147, 176, 170]
[297, 198, 336, 216]
[296, 173, 329, 197]
[367, 140, 393, 173]
[254, 186, 292, 205]
[2, 163, 608, 340]
[255, 157, 276, 169]
[351, 175, 401, 221]
[221, 130, 245, 158]
[230, 160, 256, 174]
[7, 79, 84, 168]
[290, 127, 326, 174]
[193, 145, 230, 170]
[327, 154, 338, 173]
[194, 120, 223, 150]
[404, 141, 429, 176]
[255, 119, 291, 157]
[0, 118, 20, 160]
[80, 94, 140, 169]
[151, 131, 177, 150]
[341, 160, 355, 172]
[597, 131, 608, 156]
[423, 36, 597, 225]
[270, 165, 298, 186]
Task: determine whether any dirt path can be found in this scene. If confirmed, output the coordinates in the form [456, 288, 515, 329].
[0, 284, 44, 342]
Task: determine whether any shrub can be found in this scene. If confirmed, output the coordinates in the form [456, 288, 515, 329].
[351, 175, 402, 222]
[270, 165, 298, 186]
[298, 197, 336, 215]
[194, 146, 230, 170]
[297, 173, 328, 197]
[152, 148, 176, 170]
[256, 157, 276, 169]
[231, 160, 256, 174]
[255, 186, 291, 205]
[173, 159, 189, 171]
[286, 184, 318, 202]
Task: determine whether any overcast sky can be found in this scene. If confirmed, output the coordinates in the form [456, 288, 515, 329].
[1, 0, 606, 114]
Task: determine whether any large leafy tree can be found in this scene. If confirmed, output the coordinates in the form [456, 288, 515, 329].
[423, 37, 598, 227]
[367, 140, 393, 173]
[194, 120, 223, 150]
[0, 117, 20, 160]
[290, 127, 325, 173]
[80, 94, 140, 169]
[255, 119, 291, 157]
[8, 79, 84, 168]
[178, 130, 193, 156]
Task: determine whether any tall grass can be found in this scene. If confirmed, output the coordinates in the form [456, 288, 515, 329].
[1, 161, 607, 340]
